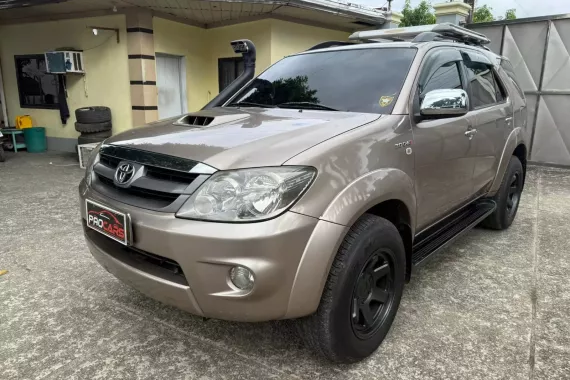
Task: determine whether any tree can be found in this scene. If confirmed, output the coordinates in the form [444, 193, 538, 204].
[400, 0, 436, 27]
[473, 4, 495, 23]
[505, 8, 517, 20]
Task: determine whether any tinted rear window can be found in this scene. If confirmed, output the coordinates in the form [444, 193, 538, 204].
[228, 48, 417, 114]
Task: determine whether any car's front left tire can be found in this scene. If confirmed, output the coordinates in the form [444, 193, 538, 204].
[297, 214, 405, 363]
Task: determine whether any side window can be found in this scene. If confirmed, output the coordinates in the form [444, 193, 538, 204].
[421, 61, 463, 98]
[494, 71, 507, 102]
[463, 60, 498, 108]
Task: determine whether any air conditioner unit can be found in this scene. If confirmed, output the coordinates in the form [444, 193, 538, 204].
[45, 51, 85, 74]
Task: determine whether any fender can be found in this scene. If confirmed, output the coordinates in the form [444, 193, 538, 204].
[488, 127, 524, 196]
[285, 168, 416, 318]
[320, 168, 416, 232]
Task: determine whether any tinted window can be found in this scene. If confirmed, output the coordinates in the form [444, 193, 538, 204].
[228, 48, 417, 114]
[15, 54, 60, 109]
[494, 71, 507, 102]
[463, 61, 498, 108]
[421, 61, 462, 99]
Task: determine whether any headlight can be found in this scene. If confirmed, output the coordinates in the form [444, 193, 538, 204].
[84, 143, 102, 186]
[176, 166, 316, 222]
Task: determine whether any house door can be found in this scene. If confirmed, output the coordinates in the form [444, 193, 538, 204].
[156, 54, 187, 119]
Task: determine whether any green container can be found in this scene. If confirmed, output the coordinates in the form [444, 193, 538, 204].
[23, 127, 47, 153]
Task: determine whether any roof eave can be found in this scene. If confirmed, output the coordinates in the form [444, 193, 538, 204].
[283, 0, 387, 24]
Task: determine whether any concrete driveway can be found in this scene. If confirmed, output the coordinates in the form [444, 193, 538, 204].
[1, 152, 569, 380]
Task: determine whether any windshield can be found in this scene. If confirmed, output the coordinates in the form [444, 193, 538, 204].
[227, 47, 417, 114]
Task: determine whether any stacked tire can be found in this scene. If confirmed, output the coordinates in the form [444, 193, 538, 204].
[75, 106, 112, 146]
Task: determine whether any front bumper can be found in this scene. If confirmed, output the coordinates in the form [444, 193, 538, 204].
[79, 180, 346, 322]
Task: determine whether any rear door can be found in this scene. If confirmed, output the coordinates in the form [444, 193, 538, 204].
[411, 48, 478, 231]
[461, 50, 512, 195]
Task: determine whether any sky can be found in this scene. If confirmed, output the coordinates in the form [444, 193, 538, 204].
[353, 0, 570, 19]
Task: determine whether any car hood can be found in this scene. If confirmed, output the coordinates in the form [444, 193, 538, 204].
[106, 107, 380, 170]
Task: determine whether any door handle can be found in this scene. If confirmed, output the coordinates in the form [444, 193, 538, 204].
[465, 128, 477, 140]
[505, 117, 513, 125]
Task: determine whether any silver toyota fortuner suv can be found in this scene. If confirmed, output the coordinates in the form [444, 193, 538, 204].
[80, 24, 528, 363]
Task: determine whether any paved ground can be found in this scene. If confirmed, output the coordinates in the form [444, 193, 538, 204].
[1, 151, 570, 380]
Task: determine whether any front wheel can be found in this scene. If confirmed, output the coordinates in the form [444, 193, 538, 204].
[481, 156, 524, 230]
[297, 214, 405, 363]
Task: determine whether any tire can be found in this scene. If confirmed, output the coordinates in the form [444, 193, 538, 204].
[0, 146, 5, 162]
[481, 156, 524, 230]
[80, 130, 112, 138]
[75, 106, 111, 124]
[297, 214, 406, 363]
[75, 121, 112, 133]
[78, 134, 109, 146]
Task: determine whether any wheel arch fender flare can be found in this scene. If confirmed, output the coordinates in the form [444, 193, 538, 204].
[320, 168, 417, 234]
[489, 127, 525, 195]
[284, 168, 416, 319]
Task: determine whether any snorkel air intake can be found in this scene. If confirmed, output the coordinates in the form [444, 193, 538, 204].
[203, 39, 256, 109]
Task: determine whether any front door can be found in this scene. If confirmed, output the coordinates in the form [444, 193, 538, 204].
[412, 48, 477, 231]
[461, 51, 512, 194]
[156, 54, 187, 119]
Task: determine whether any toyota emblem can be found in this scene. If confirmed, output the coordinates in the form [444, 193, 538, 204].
[114, 163, 135, 185]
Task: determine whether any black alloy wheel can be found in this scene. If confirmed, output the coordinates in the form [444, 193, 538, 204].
[506, 171, 523, 218]
[297, 214, 405, 363]
[351, 251, 395, 339]
[481, 155, 524, 230]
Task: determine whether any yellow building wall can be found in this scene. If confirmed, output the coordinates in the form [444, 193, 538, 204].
[153, 17, 211, 113]
[0, 15, 132, 138]
[203, 20, 272, 107]
[269, 19, 349, 62]
[153, 18, 272, 112]
[152, 18, 347, 111]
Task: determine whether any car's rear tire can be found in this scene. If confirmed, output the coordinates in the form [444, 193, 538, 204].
[297, 214, 405, 363]
[481, 156, 524, 230]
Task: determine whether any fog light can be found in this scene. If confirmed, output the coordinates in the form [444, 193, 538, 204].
[229, 266, 254, 291]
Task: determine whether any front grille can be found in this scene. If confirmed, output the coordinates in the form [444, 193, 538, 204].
[93, 148, 203, 211]
[85, 223, 188, 286]
[146, 166, 198, 185]
[99, 154, 121, 169]
[97, 175, 179, 203]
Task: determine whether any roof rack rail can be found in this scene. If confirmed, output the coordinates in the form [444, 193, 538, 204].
[349, 23, 490, 46]
[307, 41, 357, 51]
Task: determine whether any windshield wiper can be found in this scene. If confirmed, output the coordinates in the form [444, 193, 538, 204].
[277, 102, 340, 111]
[228, 101, 277, 108]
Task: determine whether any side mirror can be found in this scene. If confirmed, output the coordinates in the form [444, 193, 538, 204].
[420, 89, 469, 117]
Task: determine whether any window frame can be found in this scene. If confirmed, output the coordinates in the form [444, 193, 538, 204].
[460, 50, 509, 111]
[218, 57, 244, 92]
[412, 47, 467, 117]
[14, 54, 60, 110]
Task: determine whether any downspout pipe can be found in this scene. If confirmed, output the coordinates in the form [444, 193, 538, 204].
[203, 39, 256, 109]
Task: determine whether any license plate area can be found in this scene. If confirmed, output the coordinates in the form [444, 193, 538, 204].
[85, 199, 130, 245]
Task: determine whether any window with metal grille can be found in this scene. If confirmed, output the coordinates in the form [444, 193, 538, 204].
[15, 54, 60, 109]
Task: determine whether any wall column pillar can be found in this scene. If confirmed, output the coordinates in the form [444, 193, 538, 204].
[126, 9, 159, 127]
[433, 1, 472, 25]
[381, 11, 403, 29]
